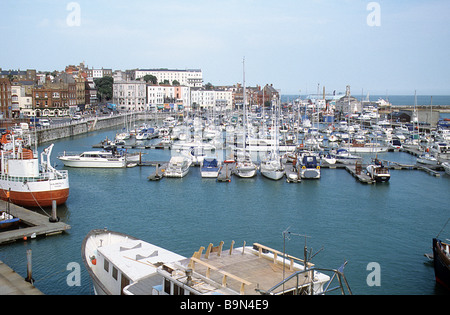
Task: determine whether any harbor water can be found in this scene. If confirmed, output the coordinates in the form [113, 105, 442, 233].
[0, 111, 449, 295]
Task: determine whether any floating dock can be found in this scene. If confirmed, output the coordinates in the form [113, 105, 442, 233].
[217, 163, 234, 182]
[0, 200, 71, 245]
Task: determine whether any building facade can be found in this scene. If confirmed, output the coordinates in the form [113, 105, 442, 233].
[0, 78, 12, 119]
[134, 69, 203, 87]
[113, 80, 147, 111]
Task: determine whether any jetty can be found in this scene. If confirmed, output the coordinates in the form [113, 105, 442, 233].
[0, 200, 71, 245]
[0, 260, 43, 295]
[217, 162, 234, 182]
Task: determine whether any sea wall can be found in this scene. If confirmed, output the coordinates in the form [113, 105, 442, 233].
[35, 112, 174, 145]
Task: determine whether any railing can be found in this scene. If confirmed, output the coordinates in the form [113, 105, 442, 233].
[0, 170, 68, 182]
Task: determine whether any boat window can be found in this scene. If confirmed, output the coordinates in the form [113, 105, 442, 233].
[112, 266, 118, 280]
[104, 259, 109, 273]
[164, 279, 171, 294]
[174, 283, 183, 295]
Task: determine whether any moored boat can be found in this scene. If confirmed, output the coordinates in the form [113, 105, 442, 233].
[366, 159, 390, 182]
[82, 229, 352, 295]
[0, 133, 69, 208]
[164, 156, 192, 178]
[442, 162, 450, 175]
[432, 238, 450, 290]
[200, 157, 221, 178]
[58, 150, 127, 168]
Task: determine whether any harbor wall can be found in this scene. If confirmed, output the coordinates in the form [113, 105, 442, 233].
[35, 113, 167, 145]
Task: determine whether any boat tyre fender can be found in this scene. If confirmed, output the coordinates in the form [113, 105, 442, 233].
[302, 166, 306, 169]
[317, 166, 320, 170]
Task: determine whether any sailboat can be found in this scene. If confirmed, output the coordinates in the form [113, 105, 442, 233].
[260, 97, 285, 180]
[234, 58, 257, 178]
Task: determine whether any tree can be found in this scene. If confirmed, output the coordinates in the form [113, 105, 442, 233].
[143, 75, 158, 84]
[205, 82, 214, 90]
[172, 80, 180, 86]
[94, 76, 113, 102]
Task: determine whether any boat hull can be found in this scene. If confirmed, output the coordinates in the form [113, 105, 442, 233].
[432, 238, 450, 290]
[59, 157, 126, 168]
[0, 178, 69, 207]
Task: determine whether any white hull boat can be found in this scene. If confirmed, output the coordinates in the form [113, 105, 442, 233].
[58, 150, 127, 168]
[164, 156, 192, 178]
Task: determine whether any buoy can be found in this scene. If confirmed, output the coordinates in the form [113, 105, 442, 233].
[23, 236, 27, 241]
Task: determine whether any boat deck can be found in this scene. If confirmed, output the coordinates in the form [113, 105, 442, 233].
[176, 242, 318, 295]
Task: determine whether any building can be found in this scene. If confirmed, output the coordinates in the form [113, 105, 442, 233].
[134, 69, 203, 88]
[191, 88, 233, 111]
[86, 68, 113, 79]
[0, 69, 36, 82]
[85, 79, 98, 109]
[32, 79, 76, 117]
[147, 85, 191, 111]
[335, 85, 361, 114]
[0, 78, 12, 119]
[113, 79, 147, 111]
[11, 83, 33, 118]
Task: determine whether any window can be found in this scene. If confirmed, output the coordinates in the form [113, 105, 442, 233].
[112, 266, 118, 280]
[104, 259, 109, 272]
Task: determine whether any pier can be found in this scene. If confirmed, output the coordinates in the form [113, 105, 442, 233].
[0, 200, 71, 245]
[0, 260, 43, 295]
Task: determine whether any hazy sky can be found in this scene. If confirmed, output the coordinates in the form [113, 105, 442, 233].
[1, 0, 449, 95]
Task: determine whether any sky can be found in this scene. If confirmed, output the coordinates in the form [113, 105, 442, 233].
[1, 0, 449, 95]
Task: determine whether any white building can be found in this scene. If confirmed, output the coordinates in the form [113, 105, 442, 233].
[11, 84, 33, 117]
[135, 69, 203, 88]
[191, 88, 233, 111]
[147, 85, 191, 111]
[113, 80, 147, 111]
[86, 68, 113, 79]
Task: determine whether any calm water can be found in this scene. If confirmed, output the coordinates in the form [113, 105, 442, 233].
[0, 122, 449, 295]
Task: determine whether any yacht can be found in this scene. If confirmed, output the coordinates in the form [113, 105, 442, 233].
[82, 229, 351, 295]
[234, 153, 258, 178]
[164, 156, 192, 178]
[58, 150, 127, 168]
[200, 157, 221, 178]
[260, 152, 285, 180]
[417, 153, 439, 166]
[442, 162, 450, 175]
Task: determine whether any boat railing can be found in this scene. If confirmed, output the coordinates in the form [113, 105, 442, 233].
[257, 263, 352, 295]
[0, 169, 68, 182]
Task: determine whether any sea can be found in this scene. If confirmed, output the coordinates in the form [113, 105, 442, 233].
[0, 95, 449, 296]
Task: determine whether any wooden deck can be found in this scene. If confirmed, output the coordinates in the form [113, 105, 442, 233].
[0, 260, 43, 295]
[0, 200, 71, 245]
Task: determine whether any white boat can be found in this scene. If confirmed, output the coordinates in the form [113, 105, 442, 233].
[442, 162, 450, 175]
[58, 150, 127, 168]
[366, 160, 390, 182]
[200, 157, 221, 178]
[164, 156, 192, 178]
[234, 157, 258, 178]
[417, 153, 439, 165]
[82, 229, 350, 295]
[0, 133, 69, 208]
[332, 149, 362, 164]
[260, 153, 285, 180]
[81, 229, 186, 295]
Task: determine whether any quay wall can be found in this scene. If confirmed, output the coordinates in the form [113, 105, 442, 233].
[36, 112, 173, 145]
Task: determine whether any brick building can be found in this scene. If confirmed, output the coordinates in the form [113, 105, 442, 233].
[0, 78, 12, 119]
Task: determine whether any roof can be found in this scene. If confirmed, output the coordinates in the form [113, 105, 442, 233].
[98, 239, 185, 282]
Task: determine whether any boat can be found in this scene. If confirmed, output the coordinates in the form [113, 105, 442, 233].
[298, 153, 320, 179]
[417, 153, 439, 166]
[432, 238, 450, 290]
[81, 229, 186, 295]
[366, 159, 390, 182]
[58, 150, 127, 168]
[164, 156, 192, 178]
[332, 149, 362, 164]
[0, 133, 69, 208]
[260, 154, 285, 180]
[200, 157, 221, 178]
[442, 162, 450, 175]
[0, 211, 20, 229]
[234, 152, 258, 178]
[82, 229, 352, 295]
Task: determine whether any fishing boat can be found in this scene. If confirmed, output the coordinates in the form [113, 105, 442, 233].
[366, 159, 390, 182]
[164, 156, 192, 178]
[82, 229, 352, 295]
[200, 157, 221, 178]
[58, 150, 127, 168]
[432, 238, 450, 290]
[299, 153, 320, 179]
[0, 133, 69, 208]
